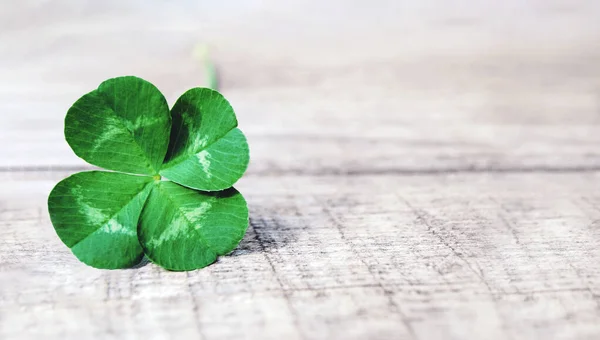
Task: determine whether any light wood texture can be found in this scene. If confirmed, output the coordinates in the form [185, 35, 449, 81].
[1, 1, 600, 339]
[2, 173, 600, 340]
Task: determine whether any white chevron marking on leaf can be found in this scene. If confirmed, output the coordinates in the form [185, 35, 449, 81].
[196, 150, 213, 179]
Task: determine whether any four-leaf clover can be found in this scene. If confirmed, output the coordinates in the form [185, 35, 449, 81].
[48, 76, 250, 271]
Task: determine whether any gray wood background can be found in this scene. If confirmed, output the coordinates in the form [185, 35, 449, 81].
[1, 1, 600, 339]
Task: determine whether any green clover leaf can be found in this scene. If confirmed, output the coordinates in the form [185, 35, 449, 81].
[48, 76, 250, 271]
[138, 183, 248, 271]
[65, 76, 172, 175]
[161, 88, 250, 191]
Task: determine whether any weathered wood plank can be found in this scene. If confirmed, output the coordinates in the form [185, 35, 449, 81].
[1, 173, 600, 339]
[1, 1, 600, 173]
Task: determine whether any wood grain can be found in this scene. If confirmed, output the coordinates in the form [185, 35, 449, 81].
[2, 1, 600, 173]
[2, 173, 600, 339]
[1, 1, 600, 339]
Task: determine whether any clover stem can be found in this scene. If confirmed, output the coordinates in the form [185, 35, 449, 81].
[153, 174, 161, 181]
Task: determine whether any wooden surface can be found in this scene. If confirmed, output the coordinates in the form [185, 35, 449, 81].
[1, 1, 600, 339]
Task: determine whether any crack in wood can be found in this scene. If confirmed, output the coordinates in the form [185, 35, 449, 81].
[3, 165, 600, 177]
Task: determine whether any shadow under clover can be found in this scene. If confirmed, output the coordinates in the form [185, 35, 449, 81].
[130, 256, 152, 269]
[229, 215, 298, 256]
